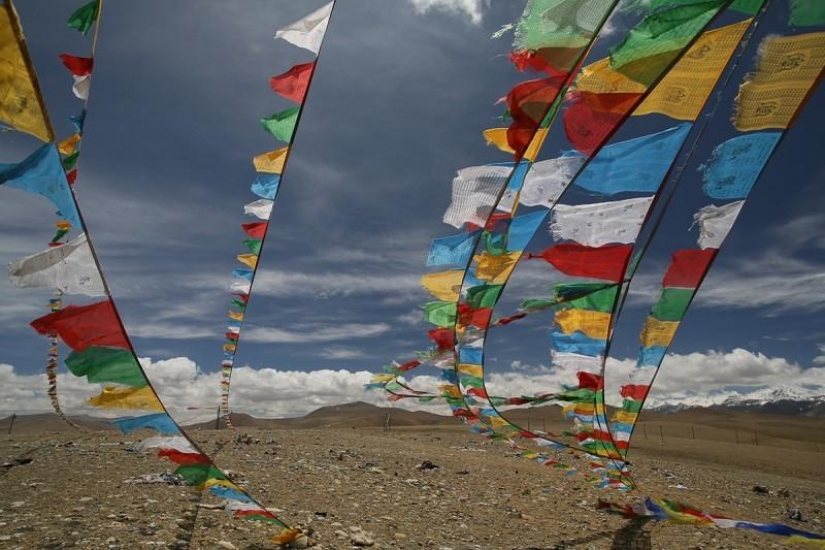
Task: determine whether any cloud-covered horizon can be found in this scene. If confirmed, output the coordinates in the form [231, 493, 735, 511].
[2, 348, 823, 423]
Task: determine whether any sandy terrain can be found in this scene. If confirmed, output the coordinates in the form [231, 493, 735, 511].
[1, 408, 824, 550]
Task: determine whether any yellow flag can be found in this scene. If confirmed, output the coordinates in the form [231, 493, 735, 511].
[554, 309, 612, 340]
[88, 386, 164, 412]
[236, 253, 258, 269]
[612, 410, 638, 424]
[0, 1, 54, 142]
[734, 31, 825, 131]
[474, 251, 520, 284]
[370, 373, 396, 384]
[482, 128, 548, 161]
[640, 317, 679, 348]
[223, 343, 237, 353]
[57, 133, 82, 155]
[421, 270, 464, 301]
[488, 415, 511, 429]
[440, 384, 462, 399]
[636, 20, 753, 121]
[574, 57, 647, 94]
[227, 310, 244, 321]
[457, 363, 483, 377]
[252, 146, 289, 174]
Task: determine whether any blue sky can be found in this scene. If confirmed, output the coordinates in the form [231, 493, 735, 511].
[1, 0, 823, 419]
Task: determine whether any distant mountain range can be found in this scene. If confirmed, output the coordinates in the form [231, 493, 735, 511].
[649, 386, 825, 418]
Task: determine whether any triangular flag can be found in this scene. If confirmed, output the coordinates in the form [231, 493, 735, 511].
[275, 1, 333, 54]
[270, 61, 315, 103]
[67, 1, 99, 35]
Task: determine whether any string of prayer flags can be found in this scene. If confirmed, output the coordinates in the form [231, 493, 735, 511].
[219, 2, 336, 428]
[597, 497, 825, 546]
[0, 0, 54, 141]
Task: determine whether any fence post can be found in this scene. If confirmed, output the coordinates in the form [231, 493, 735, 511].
[691, 426, 695, 440]
[659, 425, 664, 446]
[735, 429, 740, 444]
[753, 430, 758, 446]
[644, 424, 648, 440]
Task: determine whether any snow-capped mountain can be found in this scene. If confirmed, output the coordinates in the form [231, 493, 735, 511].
[647, 385, 825, 417]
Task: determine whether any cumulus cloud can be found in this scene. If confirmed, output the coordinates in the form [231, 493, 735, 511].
[2, 349, 823, 422]
[406, 0, 490, 24]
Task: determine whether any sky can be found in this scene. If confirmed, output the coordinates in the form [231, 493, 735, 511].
[1, 0, 823, 422]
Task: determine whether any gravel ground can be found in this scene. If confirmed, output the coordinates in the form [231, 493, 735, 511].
[1, 426, 823, 549]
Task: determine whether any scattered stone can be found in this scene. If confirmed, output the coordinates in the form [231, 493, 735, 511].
[753, 485, 770, 494]
[417, 460, 439, 471]
[788, 508, 804, 521]
[215, 541, 236, 550]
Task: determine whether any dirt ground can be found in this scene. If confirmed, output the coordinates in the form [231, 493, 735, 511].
[1, 425, 823, 549]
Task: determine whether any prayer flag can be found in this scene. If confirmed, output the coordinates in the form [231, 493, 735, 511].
[701, 133, 781, 199]
[694, 201, 744, 249]
[30, 299, 127, 352]
[0, 144, 81, 227]
[0, 1, 54, 141]
[270, 61, 314, 103]
[65, 346, 146, 387]
[662, 249, 716, 288]
[67, 1, 99, 35]
[261, 107, 300, 142]
[8, 232, 104, 296]
[252, 147, 288, 174]
[88, 386, 164, 412]
[529, 243, 632, 282]
[275, 1, 333, 54]
[549, 196, 654, 247]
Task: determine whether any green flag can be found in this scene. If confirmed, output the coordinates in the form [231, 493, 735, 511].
[243, 239, 263, 255]
[465, 284, 503, 310]
[553, 282, 618, 313]
[423, 301, 457, 327]
[67, 1, 99, 35]
[65, 346, 147, 388]
[260, 107, 300, 142]
[790, 0, 825, 26]
[651, 288, 693, 321]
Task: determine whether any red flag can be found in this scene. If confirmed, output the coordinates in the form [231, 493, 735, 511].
[157, 449, 209, 465]
[30, 300, 129, 352]
[397, 359, 421, 372]
[231, 292, 250, 304]
[242, 222, 267, 239]
[428, 328, 454, 350]
[506, 77, 564, 158]
[620, 384, 648, 400]
[662, 249, 717, 288]
[494, 312, 527, 326]
[457, 304, 493, 329]
[563, 91, 643, 155]
[59, 54, 94, 76]
[576, 371, 602, 391]
[467, 387, 489, 399]
[66, 169, 78, 184]
[269, 61, 315, 103]
[528, 243, 632, 282]
[509, 48, 579, 76]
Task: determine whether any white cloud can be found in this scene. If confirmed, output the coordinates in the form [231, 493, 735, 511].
[406, 0, 490, 24]
[242, 322, 392, 344]
[3, 349, 823, 422]
[814, 345, 825, 366]
[319, 347, 370, 360]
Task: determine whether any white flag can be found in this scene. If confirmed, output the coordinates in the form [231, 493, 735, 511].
[694, 201, 744, 250]
[137, 436, 196, 453]
[519, 155, 585, 208]
[442, 164, 511, 228]
[8, 232, 104, 296]
[72, 74, 91, 100]
[275, 1, 334, 54]
[549, 196, 654, 247]
[244, 199, 274, 220]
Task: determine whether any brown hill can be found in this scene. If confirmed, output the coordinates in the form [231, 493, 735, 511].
[0, 413, 114, 434]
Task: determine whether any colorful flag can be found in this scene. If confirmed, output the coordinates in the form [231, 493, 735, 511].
[30, 299, 127, 352]
[261, 107, 300, 142]
[694, 201, 744, 249]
